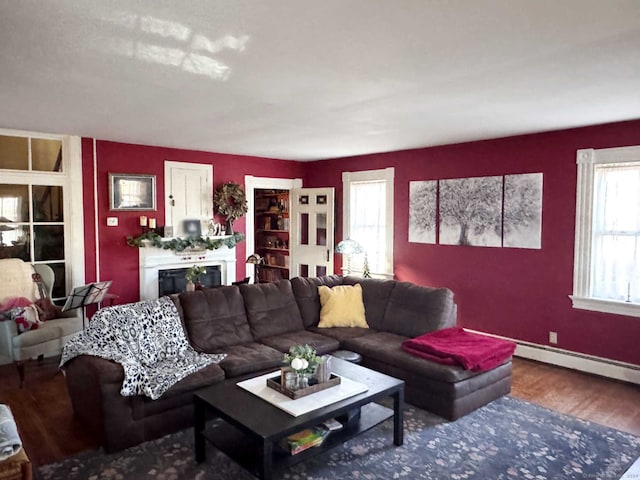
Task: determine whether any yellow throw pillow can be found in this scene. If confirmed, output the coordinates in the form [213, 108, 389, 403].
[317, 284, 368, 328]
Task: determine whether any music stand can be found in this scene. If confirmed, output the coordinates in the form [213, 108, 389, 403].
[62, 281, 112, 328]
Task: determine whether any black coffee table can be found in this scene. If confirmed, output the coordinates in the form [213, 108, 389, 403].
[194, 357, 404, 480]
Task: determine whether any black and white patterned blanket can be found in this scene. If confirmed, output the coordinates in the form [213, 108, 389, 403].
[60, 297, 226, 400]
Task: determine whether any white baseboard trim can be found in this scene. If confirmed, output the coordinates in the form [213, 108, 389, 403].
[466, 329, 640, 385]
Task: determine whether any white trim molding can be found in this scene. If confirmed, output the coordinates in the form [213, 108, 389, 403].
[342, 167, 395, 277]
[64, 135, 85, 289]
[0, 129, 85, 292]
[467, 329, 640, 385]
[571, 145, 640, 317]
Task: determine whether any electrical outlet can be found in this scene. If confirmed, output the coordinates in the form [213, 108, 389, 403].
[107, 217, 118, 227]
[549, 331, 558, 345]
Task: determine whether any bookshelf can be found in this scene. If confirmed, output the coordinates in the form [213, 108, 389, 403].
[254, 189, 290, 282]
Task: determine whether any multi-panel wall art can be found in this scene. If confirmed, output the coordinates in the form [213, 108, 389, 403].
[408, 173, 543, 249]
[408, 180, 437, 244]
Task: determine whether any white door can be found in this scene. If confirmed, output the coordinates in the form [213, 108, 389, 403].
[290, 188, 335, 277]
[165, 161, 213, 236]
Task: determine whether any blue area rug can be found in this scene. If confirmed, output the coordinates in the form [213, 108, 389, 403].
[38, 396, 640, 480]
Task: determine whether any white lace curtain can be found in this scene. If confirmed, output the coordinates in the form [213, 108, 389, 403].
[592, 163, 640, 303]
[349, 180, 386, 274]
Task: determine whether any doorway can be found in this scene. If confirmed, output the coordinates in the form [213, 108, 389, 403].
[244, 176, 302, 282]
[245, 176, 335, 282]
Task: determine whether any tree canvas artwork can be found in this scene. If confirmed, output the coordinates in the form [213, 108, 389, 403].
[408, 180, 437, 244]
[440, 176, 503, 246]
[408, 172, 544, 249]
[503, 173, 543, 249]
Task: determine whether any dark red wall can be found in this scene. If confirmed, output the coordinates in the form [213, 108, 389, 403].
[82, 140, 306, 305]
[305, 119, 640, 366]
[81, 120, 640, 365]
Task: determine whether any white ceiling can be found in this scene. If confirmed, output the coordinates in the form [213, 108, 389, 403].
[1, 1, 639, 161]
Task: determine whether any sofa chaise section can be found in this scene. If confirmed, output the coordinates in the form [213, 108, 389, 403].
[342, 331, 512, 420]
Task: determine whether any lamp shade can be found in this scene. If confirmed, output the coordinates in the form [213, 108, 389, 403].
[246, 254, 264, 264]
[335, 238, 363, 255]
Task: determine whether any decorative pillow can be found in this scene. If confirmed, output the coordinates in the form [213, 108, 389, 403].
[317, 284, 368, 328]
[15, 304, 42, 333]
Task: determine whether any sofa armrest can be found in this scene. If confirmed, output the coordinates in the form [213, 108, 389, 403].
[62, 355, 126, 445]
[0, 320, 18, 362]
[62, 354, 124, 385]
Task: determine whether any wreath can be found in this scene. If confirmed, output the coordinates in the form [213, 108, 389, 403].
[214, 182, 248, 221]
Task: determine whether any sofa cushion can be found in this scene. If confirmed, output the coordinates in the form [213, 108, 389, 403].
[240, 280, 304, 340]
[317, 284, 368, 328]
[381, 282, 456, 337]
[341, 276, 397, 330]
[178, 287, 252, 352]
[132, 362, 225, 419]
[260, 330, 339, 355]
[307, 326, 376, 344]
[217, 342, 285, 378]
[344, 331, 482, 383]
[290, 275, 344, 328]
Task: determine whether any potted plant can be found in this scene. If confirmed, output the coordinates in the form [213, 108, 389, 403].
[284, 344, 323, 390]
[185, 265, 206, 291]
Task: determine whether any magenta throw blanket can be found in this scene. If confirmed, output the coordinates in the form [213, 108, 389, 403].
[401, 327, 516, 371]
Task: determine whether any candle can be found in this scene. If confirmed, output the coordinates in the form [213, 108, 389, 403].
[139, 216, 147, 227]
[149, 218, 156, 229]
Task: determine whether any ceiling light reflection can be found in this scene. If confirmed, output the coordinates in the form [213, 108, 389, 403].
[97, 10, 248, 81]
[136, 43, 185, 67]
[140, 15, 191, 42]
[191, 34, 250, 54]
[184, 53, 230, 80]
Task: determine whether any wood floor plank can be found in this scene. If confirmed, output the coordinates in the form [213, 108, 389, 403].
[1, 355, 639, 468]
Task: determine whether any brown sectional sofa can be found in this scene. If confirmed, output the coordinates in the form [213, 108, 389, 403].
[63, 275, 512, 452]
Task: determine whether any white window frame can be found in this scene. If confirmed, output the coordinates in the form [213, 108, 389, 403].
[571, 145, 640, 317]
[0, 128, 85, 296]
[342, 167, 394, 278]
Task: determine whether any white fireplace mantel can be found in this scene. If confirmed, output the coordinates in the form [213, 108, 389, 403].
[139, 239, 236, 300]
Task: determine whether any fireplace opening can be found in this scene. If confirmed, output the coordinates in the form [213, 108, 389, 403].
[158, 266, 222, 297]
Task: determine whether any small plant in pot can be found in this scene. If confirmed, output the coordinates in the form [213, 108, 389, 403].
[185, 265, 206, 291]
[284, 344, 322, 390]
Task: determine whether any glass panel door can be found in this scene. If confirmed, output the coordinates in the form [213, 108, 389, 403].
[289, 188, 335, 278]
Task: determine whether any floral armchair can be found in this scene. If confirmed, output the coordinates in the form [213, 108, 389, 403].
[0, 259, 82, 386]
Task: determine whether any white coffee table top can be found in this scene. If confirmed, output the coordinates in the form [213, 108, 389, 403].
[237, 371, 369, 417]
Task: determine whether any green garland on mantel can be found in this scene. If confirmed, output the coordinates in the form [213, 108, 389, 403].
[126, 231, 245, 251]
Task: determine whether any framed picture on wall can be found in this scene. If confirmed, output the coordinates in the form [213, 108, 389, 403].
[109, 173, 157, 211]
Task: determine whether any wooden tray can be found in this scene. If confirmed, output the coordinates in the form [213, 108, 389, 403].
[267, 373, 341, 400]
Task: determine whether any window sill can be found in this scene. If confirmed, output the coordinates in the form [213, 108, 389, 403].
[570, 295, 640, 317]
[343, 269, 395, 280]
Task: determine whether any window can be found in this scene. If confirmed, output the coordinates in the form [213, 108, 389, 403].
[0, 130, 84, 301]
[572, 146, 640, 317]
[342, 168, 394, 278]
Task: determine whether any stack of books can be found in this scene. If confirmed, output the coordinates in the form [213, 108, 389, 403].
[286, 428, 326, 455]
[285, 419, 343, 455]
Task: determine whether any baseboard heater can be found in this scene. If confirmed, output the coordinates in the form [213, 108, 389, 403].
[466, 329, 640, 385]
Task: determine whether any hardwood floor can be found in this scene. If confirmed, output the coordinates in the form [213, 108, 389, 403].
[1, 356, 639, 470]
[511, 358, 640, 436]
